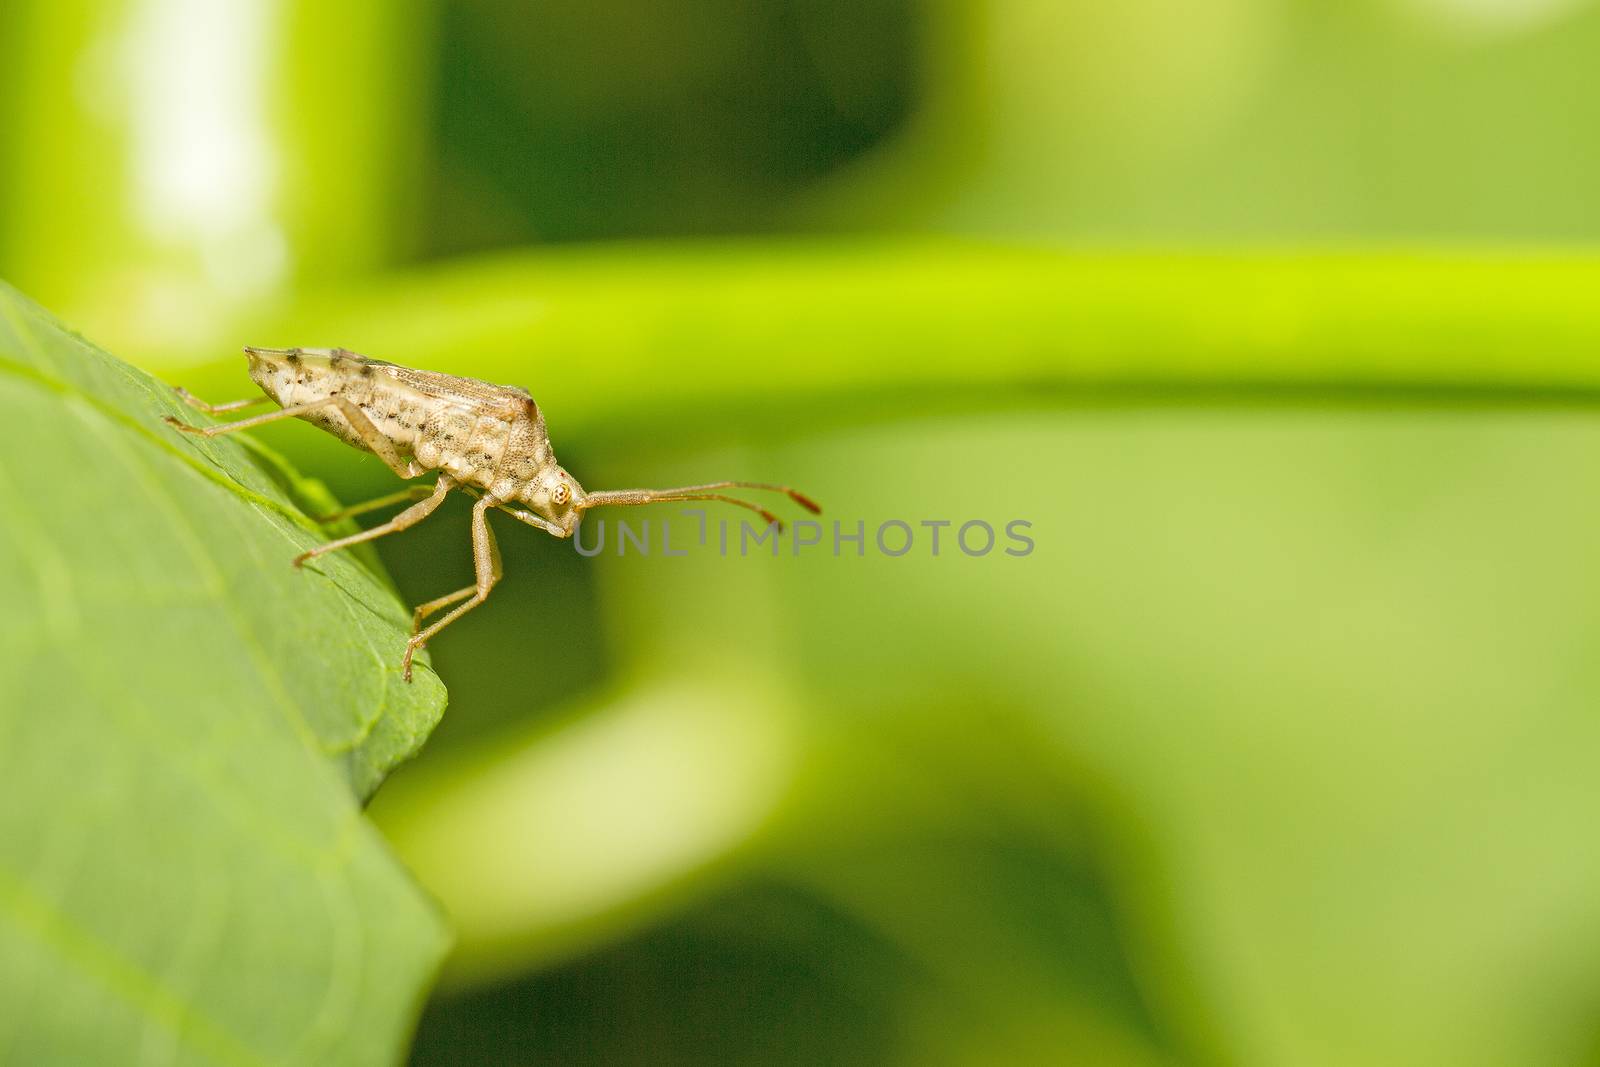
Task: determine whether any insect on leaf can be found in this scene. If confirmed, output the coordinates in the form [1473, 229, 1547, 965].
[0, 281, 449, 1065]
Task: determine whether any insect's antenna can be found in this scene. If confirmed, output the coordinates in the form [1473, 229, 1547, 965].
[601, 481, 820, 514]
[581, 485, 819, 531]
[716, 481, 821, 515]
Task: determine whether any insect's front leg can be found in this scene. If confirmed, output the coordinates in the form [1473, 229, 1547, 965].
[492, 503, 567, 538]
[403, 495, 502, 682]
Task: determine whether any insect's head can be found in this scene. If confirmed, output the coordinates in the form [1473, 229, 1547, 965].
[519, 465, 588, 536]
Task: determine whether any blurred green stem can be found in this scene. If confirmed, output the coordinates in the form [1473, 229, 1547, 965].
[183, 241, 1600, 453]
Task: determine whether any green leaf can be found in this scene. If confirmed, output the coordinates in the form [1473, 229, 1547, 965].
[0, 281, 449, 1065]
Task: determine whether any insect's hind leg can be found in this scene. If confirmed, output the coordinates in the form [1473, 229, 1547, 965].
[165, 394, 425, 480]
[403, 495, 502, 682]
[293, 476, 453, 568]
[172, 387, 271, 414]
[322, 396, 427, 479]
[164, 402, 317, 436]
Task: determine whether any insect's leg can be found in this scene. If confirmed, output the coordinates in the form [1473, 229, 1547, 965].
[164, 401, 336, 437]
[315, 483, 436, 524]
[292, 476, 453, 568]
[405, 519, 506, 631]
[406, 497, 486, 628]
[410, 587, 475, 634]
[167, 394, 426, 478]
[325, 397, 427, 479]
[492, 503, 566, 538]
[172, 387, 271, 414]
[403, 496, 502, 682]
[407, 492, 513, 625]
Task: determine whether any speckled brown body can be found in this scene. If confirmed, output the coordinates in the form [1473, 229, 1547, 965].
[247, 346, 583, 525]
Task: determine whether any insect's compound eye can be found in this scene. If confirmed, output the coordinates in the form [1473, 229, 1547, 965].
[551, 483, 570, 506]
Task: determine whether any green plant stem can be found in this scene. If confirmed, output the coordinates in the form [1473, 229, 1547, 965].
[162, 241, 1600, 453]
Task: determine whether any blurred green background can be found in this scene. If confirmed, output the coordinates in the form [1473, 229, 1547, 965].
[8, 1, 1600, 1064]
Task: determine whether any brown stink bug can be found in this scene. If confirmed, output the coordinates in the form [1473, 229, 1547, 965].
[166, 347, 820, 680]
